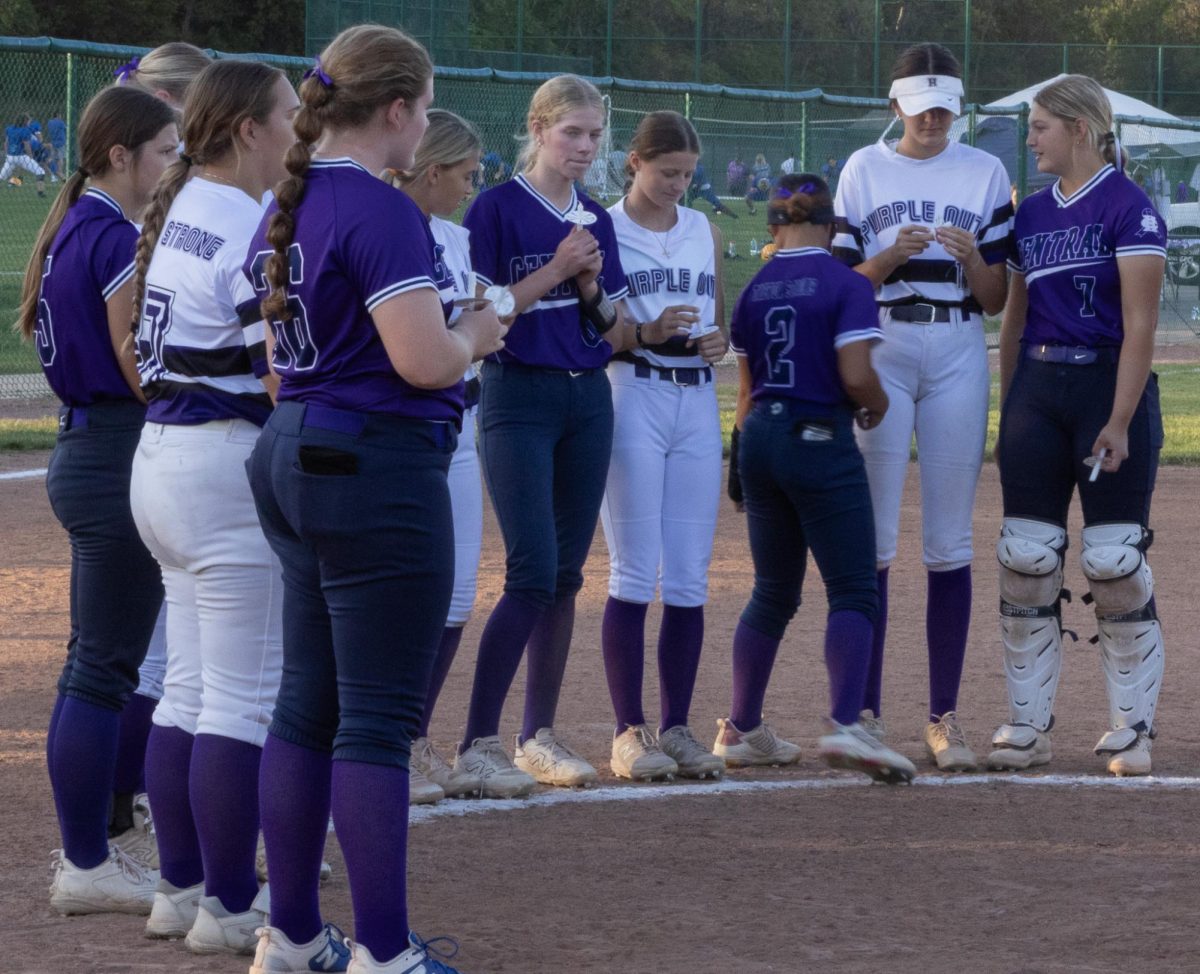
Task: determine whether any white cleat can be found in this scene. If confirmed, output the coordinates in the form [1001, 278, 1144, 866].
[713, 717, 802, 767]
[411, 736, 481, 798]
[249, 922, 351, 973]
[514, 728, 598, 788]
[658, 725, 724, 780]
[924, 711, 979, 772]
[1101, 729, 1153, 777]
[407, 769, 444, 806]
[986, 723, 1052, 771]
[611, 724, 678, 782]
[49, 846, 157, 916]
[858, 709, 886, 743]
[144, 878, 203, 939]
[184, 885, 270, 956]
[454, 736, 536, 799]
[818, 720, 916, 784]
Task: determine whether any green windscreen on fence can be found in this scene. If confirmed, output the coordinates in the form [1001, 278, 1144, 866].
[2, 36, 1199, 398]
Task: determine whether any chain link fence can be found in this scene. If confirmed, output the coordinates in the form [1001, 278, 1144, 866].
[3, 36, 1199, 398]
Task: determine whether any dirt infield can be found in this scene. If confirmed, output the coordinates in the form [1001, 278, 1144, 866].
[2, 453, 1199, 974]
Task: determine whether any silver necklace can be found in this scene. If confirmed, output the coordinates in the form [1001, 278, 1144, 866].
[652, 225, 673, 258]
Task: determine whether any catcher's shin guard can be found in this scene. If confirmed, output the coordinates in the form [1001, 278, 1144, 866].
[1080, 523, 1164, 755]
[995, 518, 1067, 734]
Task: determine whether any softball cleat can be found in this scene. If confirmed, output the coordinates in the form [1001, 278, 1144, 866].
[924, 711, 978, 772]
[514, 728, 598, 788]
[1102, 729, 1153, 777]
[611, 724, 678, 782]
[411, 736, 481, 798]
[658, 725, 724, 780]
[454, 736, 536, 799]
[49, 846, 157, 916]
[986, 723, 1052, 771]
[144, 878, 203, 939]
[713, 717, 802, 768]
[818, 721, 916, 784]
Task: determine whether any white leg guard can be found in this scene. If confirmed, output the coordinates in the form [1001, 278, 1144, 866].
[995, 518, 1067, 735]
[1080, 523, 1164, 755]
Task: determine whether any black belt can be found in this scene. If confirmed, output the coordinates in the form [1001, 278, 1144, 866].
[57, 400, 147, 432]
[613, 352, 712, 387]
[1024, 344, 1120, 365]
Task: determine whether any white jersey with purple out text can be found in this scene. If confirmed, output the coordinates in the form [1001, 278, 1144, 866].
[833, 140, 1013, 311]
[244, 158, 462, 421]
[464, 174, 628, 370]
[1008, 165, 1167, 348]
[608, 199, 715, 368]
[430, 214, 478, 385]
[730, 247, 882, 411]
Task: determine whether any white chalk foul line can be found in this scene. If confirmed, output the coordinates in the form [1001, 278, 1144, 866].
[407, 772, 1200, 826]
[0, 467, 47, 481]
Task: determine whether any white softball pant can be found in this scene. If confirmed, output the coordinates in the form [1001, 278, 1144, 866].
[0, 154, 44, 180]
[130, 419, 283, 747]
[447, 407, 482, 627]
[856, 313, 989, 571]
[600, 359, 722, 607]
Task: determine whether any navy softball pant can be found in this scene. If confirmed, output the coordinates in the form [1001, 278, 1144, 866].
[246, 400, 456, 768]
[478, 361, 613, 607]
[47, 400, 163, 710]
[738, 401, 879, 639]
[998, 353, 1163, 525]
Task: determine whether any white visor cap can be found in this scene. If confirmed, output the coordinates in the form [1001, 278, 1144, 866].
[889, 74, 964, 117]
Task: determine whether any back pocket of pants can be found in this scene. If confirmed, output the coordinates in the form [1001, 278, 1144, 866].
[297, 445, 358, 476]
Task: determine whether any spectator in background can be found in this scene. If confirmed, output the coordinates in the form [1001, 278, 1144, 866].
[687, 158, 738, 218]
[743, 176, 770, 215]
[727, 153, 747, 195]
[45, 114, 66, 181]
[779, 152, 796, 176]
[750, 152, 770, 186]
[821, 155, 841, 190]
[1176, 180, 1188, 204]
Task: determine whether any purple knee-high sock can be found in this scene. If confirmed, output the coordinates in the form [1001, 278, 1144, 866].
[331, 761, 410, 964]
[419, 626, 464, 738]
[658, 604, 704, 731]
[259, 735, 332, 946]
[927, 565, 972, 720]
[113, 692, 156, 794]
[145, 724, 204, 888]
[602, 597, 648, 730]
[461, 594, 542, 751]
[190, 734, 261, 913]
[51, 696, 120, 868]
[825, 610, 874, 726]
[729, 621, 783, 730]
[521, 595, 577, 742]
[862, 568, 889, 717]
[46, 694, 66, 831]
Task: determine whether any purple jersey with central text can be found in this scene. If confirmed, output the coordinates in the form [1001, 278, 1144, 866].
[730, 247, 882, 409]
[1009, 166, 1166, 347]
[244, 158, 461, 421]
[33, 188, 140, 406]
[464, 174, 628, 370]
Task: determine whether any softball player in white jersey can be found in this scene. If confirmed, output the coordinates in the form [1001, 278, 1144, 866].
[388, 108, 492, 803]
[601, 110, 728, 781]
[833, 43, 1011, 771]
[128, 60, 298, 953]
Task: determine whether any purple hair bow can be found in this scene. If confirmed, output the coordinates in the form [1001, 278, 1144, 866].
[303, 57, 334, 88]
[113, 56, 140, 83]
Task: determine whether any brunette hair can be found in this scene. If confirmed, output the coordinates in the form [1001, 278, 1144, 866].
[890, 42, 961, 82]
[767, 172, 834, 226]
[17, 87, 176, 339]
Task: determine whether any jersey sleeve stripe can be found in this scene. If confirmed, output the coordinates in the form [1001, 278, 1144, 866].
[101, 261, 136, 300]
[606, 285, 629, 301]
[833, 327, 884, 349]
[979, 237, 1012, 264]
[1115, 245, 1167, 258]
[979, 202, 1014, 234]
[365, 276, 437, 311]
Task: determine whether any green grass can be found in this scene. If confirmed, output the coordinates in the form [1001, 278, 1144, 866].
[0, 417, 56, 450]
[714, 361, 1200, 465]
[0, 186, 55, 375]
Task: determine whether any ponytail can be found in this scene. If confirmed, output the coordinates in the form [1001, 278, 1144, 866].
[17, 172, 88, 339]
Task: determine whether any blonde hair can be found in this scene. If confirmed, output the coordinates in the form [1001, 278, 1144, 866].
[391, 109, 481, 187]
[1033, 74, 1123, 169]
[120, 42, 212, 105]
[17, 87, 176, 340]
[133, 60, 286, 331]
[263, 24, 432, 321]
[517, 74, 605, 172]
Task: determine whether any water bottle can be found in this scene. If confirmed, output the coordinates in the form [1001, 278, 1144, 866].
[749, 238, 760, 257]
[726, 240, 737, 259]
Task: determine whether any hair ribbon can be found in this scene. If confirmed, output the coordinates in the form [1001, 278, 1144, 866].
[113, 56, 140, 83]
[303, 57, 334, 89]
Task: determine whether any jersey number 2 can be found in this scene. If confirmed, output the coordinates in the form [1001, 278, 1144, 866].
[763, 305, 796, 389]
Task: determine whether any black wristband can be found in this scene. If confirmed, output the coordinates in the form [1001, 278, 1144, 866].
[580, 286, 618, 335]
[635, 322, 646, 347]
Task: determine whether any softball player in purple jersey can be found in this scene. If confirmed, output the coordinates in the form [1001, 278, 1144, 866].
[127, 60, 300, 953]
[988, 75, 1166, 777]
[388, 110, 491, 804]
[244, 26, 503, 974]
[458, 75, 677, 792]
[832, 43, 1012, 771]
[599, 111, 728, 782]
[17, 85, 177, 916]
[725, 173, 916, 784]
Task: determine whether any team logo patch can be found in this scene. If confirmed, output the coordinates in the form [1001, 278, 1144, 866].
[1137, 209, 1161, 237]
